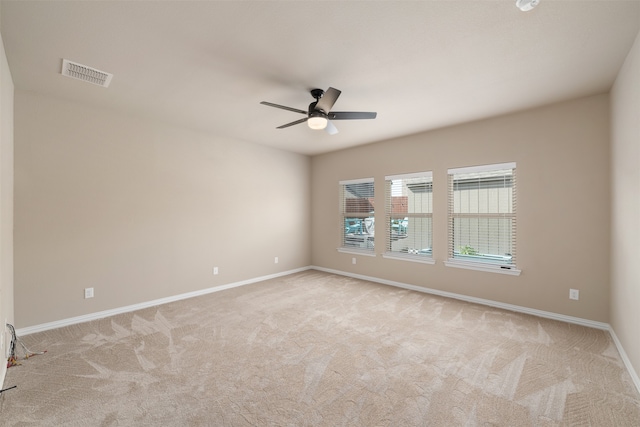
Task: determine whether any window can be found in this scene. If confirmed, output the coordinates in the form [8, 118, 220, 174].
[446, 163, 520, 275]
[339, 178, 375, 254]
[383, 172, 434, 264]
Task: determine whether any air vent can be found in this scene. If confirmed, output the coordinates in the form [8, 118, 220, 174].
[61, 59, 113, 88]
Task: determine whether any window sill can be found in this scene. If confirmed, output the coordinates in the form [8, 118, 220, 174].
[444, 260, 521, 276]
[382, 253, 435, 265]
[337, 248, 376, 257]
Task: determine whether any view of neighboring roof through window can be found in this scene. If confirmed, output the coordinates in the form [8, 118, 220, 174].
[339, 178, 375, 255]
[383, 172, 434, 264]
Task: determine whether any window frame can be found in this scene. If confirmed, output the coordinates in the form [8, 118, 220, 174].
[382, 171, 435, 265]
[445, 162, 521, 276]
[337, 178, 376, 256]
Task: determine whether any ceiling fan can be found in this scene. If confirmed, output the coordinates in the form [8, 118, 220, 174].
[260, 87, 376, 135]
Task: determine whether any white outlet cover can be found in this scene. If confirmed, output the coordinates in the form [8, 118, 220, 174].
[569, 289, 579, 300]
[85, 288, 94, 299]
[213, 267, 219, 275]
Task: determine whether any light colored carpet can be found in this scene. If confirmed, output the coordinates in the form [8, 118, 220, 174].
[1, 270, 639, 426]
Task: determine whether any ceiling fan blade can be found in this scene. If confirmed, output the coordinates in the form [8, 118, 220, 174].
[276, 117, 308, 129]
[325, 120, 338, 135]
[315, 87, 341, 113]
[260, 101, 307, 115]
[329, 111, 377, 120]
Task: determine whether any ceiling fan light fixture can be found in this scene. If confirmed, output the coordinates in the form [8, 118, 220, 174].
[308, 113, 328, 130]
[516, 0, 539, 12]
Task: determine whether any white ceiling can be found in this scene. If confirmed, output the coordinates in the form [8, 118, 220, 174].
[1, 1, 638, 155]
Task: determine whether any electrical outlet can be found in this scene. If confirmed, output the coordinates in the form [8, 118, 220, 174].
[352, 257, 357, 265]
[569, 289, 579, 300]
[84, 287, 94, 299]
[274, 256, 278, 264]
[213, 267, 219, 275]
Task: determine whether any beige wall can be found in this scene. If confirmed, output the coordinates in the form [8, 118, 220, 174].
[0, 24, 14, 385]
[4, 33, 637, 386]
[14, 91, 310, 328]
[611, 31, 640, 382]
[312, 94, 610, 322]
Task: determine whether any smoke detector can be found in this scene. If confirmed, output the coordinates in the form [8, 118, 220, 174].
[61, 59, 113, 88]
[516, 0, 539, 11]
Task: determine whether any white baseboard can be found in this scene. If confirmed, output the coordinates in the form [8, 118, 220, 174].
[608, 327, 640, 395]
[0, 358, 6, 390]
[16, 267, 311, 336]
[312, 266, 609, 330]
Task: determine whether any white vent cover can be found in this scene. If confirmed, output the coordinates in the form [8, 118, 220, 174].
[61, 59, 113, 88]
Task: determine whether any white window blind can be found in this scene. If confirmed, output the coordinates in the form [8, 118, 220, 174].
[340, 178, 375, 252]
[447, 163, 517, 269]
[384, 172, 433, 262]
